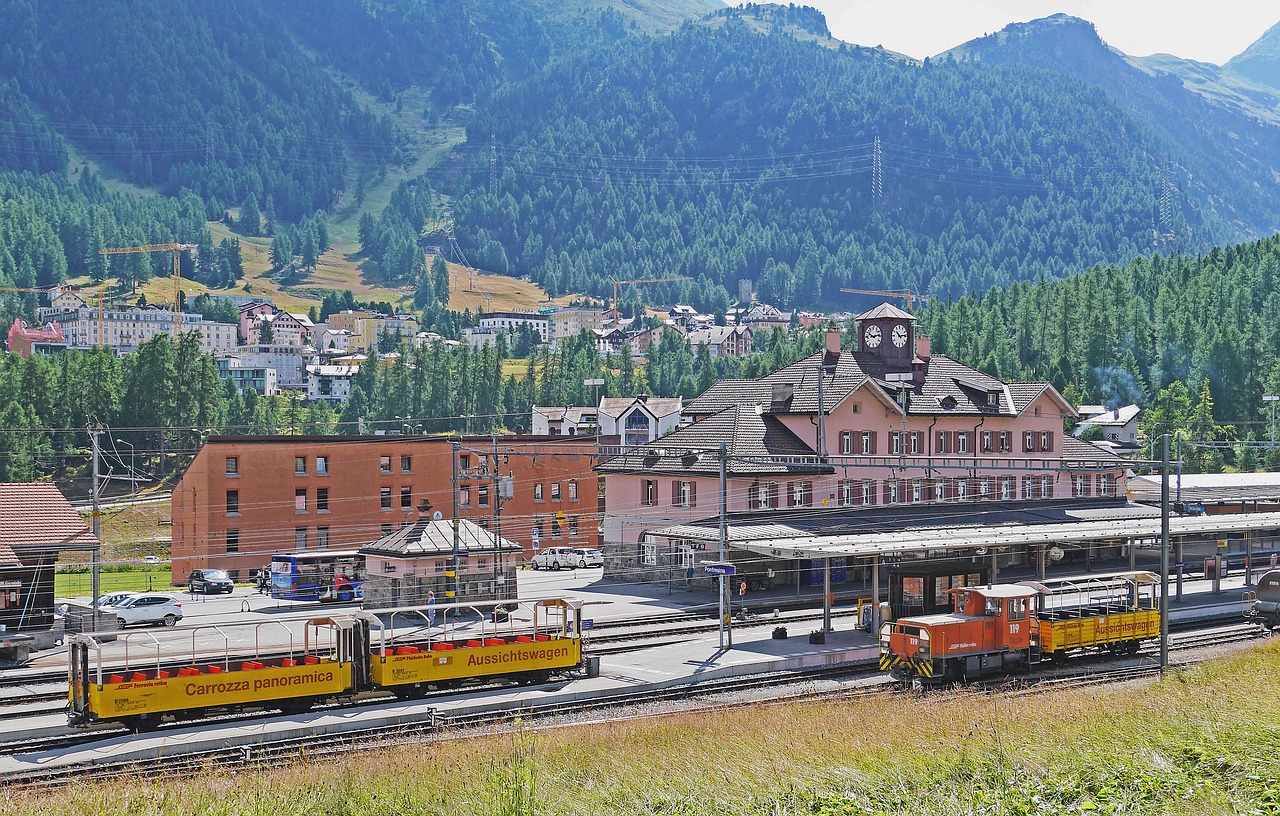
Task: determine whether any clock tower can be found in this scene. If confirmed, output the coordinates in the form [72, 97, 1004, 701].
[855, 303, 916, 367]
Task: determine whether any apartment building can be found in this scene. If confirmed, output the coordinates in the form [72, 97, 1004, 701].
[171, 435, 601, 582]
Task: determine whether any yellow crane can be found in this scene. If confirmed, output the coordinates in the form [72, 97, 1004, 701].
[99, 243, 198, 338]
[839, 287, 930, 311]
[611, 276, 691, 323]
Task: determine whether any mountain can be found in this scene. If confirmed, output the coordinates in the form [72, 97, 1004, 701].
[941, 14, 1280, 241]
[444, 8, 1270, 312]
[1226, 20, 1280, 89]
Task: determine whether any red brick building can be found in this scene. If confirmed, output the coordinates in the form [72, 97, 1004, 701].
[171, 435, 602, 582]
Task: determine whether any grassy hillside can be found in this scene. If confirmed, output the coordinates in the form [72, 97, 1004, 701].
[6, 640, 1277, 814]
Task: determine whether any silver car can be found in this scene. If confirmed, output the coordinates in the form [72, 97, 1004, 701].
[570, 548, 604, 568]
[114, 594, 183, 627]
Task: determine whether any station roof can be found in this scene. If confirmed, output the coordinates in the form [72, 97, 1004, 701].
[649, 501, 1280, 561]
[1129, 472, 1280, 504]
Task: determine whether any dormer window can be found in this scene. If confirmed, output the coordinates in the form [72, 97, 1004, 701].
[941, 396, 957, 410]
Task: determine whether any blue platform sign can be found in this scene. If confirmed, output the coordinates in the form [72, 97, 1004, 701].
[703, 562, 737, 577]
[582, 619, 594, 631]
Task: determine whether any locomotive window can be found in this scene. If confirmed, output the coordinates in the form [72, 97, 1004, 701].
[984, 597, 1001, 616]
[1008, 597, 1028, 621]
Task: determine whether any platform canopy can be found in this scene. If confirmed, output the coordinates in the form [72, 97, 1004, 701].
[649, 504, 1280, 562]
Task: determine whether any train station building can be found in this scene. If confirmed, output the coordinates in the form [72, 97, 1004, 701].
[598, 304, 1129, 583]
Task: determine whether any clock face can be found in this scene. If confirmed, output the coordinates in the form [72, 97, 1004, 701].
[891, 323, 909, 348]
[864, 324, 882, 349]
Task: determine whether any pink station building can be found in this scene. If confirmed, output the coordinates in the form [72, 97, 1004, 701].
[598, 304, 1127, 577]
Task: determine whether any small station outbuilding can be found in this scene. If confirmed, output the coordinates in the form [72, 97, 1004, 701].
[359, 518, 522, 608]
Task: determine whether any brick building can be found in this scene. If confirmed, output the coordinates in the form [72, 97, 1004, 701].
[171, 435, 601, 584]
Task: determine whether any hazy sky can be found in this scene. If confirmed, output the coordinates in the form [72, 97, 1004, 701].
[790, 1, 1280, 65]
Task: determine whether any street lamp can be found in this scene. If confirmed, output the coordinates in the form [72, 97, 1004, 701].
[1264, 396, 1279, 449]
[115, 438, 135, 501]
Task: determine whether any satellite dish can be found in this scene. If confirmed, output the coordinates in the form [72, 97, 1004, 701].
[975, 547, 989, 556]
[1049, 546, 1065, 562]
[432, 511, 443, 521]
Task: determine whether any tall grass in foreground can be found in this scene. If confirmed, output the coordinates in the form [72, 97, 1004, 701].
[6, 639, 1279, 815]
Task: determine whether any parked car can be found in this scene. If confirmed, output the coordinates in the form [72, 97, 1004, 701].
[96, 591, 137, 608]
[142, 555, 163, 565]
[188, 568, 235, 594]
[570, 548, 604, 568]
[114, 594, 183, 627]
[530, 547, 577, 570]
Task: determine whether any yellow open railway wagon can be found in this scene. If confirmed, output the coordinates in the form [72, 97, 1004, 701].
[1019, 571, 1160, 657]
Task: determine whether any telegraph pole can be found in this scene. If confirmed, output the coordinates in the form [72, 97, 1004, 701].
[1160, 434, 1170, 672]
[90, 428, 102, 617]
[719, 443, 731, 650]
[449, 439, 460, 599]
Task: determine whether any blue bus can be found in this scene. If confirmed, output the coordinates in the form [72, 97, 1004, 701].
[269, 551, 366, 602]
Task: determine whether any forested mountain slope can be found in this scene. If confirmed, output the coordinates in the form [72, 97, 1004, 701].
[449, 9, 1253, 311]
[944, 14, 1280, 239]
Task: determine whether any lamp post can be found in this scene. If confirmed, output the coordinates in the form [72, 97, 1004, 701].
[584, 378, 604, 433]
[115, 438, 135, 501]
[1264, 396, 1279, 450]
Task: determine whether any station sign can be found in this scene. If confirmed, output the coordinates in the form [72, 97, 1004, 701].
[702, 562, 736, 577]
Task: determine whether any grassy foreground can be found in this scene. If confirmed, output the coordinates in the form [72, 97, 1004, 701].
[6, 641, 1279, 815]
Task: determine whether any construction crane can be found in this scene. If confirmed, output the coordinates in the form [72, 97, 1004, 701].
[99, 243, 197, 338]
[611, 277, 692, 324]
[839, 287, 930, 311]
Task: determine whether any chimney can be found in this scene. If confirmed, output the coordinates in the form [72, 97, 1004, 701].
[915, 333, 931, 359]
[637, 393, 649, 402]
[825, 324, 842, 354]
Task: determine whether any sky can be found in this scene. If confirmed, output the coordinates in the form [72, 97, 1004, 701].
[790, 1, 1280, 65]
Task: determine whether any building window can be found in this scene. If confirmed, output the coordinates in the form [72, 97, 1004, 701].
[862, 480, 875, 506]
[226, 530, 239, 553]
[1024, 431, 1036, 453]
[911, 479, 923, 503]
[790, 481, 810, 507]
[380, 487, 392, 510]
[479, 484, 490, 507]
[642, 543, 657, 565]
[551, 483, 561, 502]
[317, 487, 329, 512]
[569, 516, 579, 537]
[1100, 474, 1116, 497]
[979, 477, 991, 499]
[317, 526, 329, 549]
[756, 482, 774, 510]
[840, 431, 853, 455]
[642, 480, 656, 507]
[551, 517, 561, 539]
[887, 480, 900, 504]
[1041, 475, 1053, 498]
[1040, 431, 1053, 452]
[861, 431, 874, 455]
[380, 455, 392, 474]
[459, 485, 471, 507]
[401, 486, 413, 510]
[957, 478, 968, 500]
[910, 432, 922, 455]
[1000, 478, 1013, 500]
[225, 457, 239, 476]
[535, 483, 545, 502]
[316, 456, 329, 475]
[226, 490, 239, 516]
[460, 454, 471, 470]
[935, 479, 946, 502]
[295, 456, 307, 475]
[957, 432, 970, 454]
[675, 480, 696, 508]
[295, 527, 308, 549]
[936, 430, 948, 454]
[891, 432, 902, 455]
[999, 431, 1012, 453]
[981, 431, 993, 453]
[568, 481, 579, 501]
[401, 455, 412, 474]
[839, 479, 854, 506]
[295, 488, 307, 513]
[1074, 474, 1089, 497]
